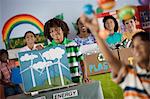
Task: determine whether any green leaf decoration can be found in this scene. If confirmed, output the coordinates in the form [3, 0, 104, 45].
[54, 13, 64, 20]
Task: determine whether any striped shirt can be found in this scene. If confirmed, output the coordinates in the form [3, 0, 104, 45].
[46, 38, 84, 78]
[113, 65, 150, 99]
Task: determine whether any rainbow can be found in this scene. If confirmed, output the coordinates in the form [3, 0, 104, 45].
[2, 14, 44, 41]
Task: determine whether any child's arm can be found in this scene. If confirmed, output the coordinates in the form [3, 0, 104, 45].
[80, 60, 91, 83]
[35, 44, 44, 50]
[80, 14, 124, 76]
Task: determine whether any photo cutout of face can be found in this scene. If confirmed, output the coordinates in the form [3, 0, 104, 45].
[124, 18, 137, 33]
[105, 18, 115, 32]
[97, 11, 121, 33]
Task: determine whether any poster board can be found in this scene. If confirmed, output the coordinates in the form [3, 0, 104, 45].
[84, 50, 118, 76]
[18, 45, 72, 93]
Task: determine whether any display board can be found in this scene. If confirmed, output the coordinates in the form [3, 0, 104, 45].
[18, 45, 72, 93]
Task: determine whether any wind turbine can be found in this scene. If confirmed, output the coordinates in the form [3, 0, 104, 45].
[39, 53, 52, 85]
[41, 47, 70, 86]
[55, 59, 69, 86]
[20, 53, 41, 87]
[39, 56, 69, 86]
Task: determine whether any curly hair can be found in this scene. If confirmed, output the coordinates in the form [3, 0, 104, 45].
[76, 17, 91, 35]
[44, 18, 69, 41]
[103, 15, 119, 32]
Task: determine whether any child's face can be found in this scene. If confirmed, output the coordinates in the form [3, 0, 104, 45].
[132, 36, 150, 64]
[124, 19, 136, 32]
[105, 19, 115, 32]
[0, 53, 8, 62]
[77, 20, 88, 33]
[25, 33, 36, 45]
[49, 27, 64, 43]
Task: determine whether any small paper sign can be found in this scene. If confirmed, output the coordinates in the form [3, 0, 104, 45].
[53, 90, 78, 99]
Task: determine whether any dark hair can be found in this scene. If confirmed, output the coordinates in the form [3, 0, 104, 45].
[76, 18, 91, 35]
[44, 18, 69, 41]
[103, 15, 119, 32]
[132, 31, 150, 41]
[122, 16, 136, 25]
[24, 31, 36, 38]
[0, 49, 8, 60]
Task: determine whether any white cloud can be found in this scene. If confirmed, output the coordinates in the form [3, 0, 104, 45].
[20, 53, 38, 61]
[42, 47, 65, 60]
[32, 61, 53, 71]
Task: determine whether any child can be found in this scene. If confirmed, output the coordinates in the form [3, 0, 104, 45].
[81, 14, 150, 99]
[44, 18, 90, 83]
[0, 49, 22, 98]
[20, 31, 43, 52]
[74, 17, 96, 46]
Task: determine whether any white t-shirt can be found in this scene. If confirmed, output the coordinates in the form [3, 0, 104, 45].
[19, 44, 38, 52]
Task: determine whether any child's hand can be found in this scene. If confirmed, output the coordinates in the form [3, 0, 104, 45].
[83, 77, 92, 83]
[80, 14, 109, 39]
[36, 45, 44, 50]
[80, 14, 99, 36]
[15, 61, 19, 66]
